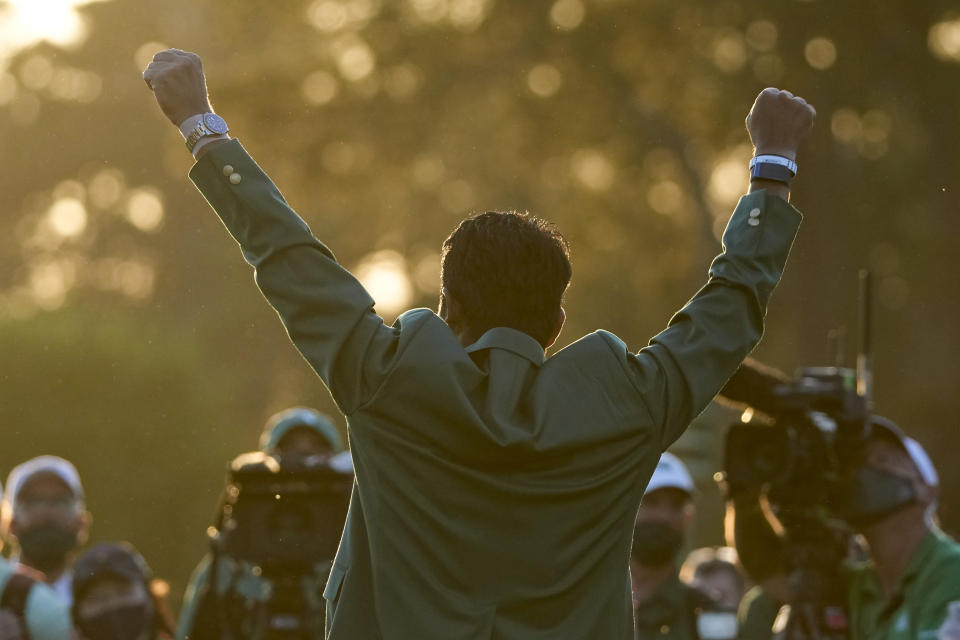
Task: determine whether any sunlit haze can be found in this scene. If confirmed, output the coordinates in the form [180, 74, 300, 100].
[0, 0, 109, 63]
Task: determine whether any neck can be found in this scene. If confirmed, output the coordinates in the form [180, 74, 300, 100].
[453, 327, 480, 348]
[21, 556, 68, 582]
[862, 511, 929, 596]
[630, 560, 675, 602]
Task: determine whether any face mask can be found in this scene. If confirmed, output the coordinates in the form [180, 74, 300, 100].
[16, 524, 78, 571]
[841, 466, 916, 527]
[631, 521, 684, 567]
[78, 604, 151, 640]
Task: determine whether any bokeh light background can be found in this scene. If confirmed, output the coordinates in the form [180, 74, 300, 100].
[0, 0, 958, 607]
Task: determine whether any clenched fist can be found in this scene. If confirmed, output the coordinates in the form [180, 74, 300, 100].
[143, 49, 213, 126]
[746, 88, 816, 162]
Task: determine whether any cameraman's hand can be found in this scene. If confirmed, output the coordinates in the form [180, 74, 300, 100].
[746, 88, 816, 162]
[142, 49, 213, 126]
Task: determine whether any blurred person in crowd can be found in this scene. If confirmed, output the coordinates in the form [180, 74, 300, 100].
[679, 547, 745, 611]
[1, 456, 90, 606]
[177, 408, 349, 640]
[633, 453, 727, 639]
[733, 415, 960, 640]
[259, 407, 353, 475]
[144, 48, 814, 638]
[0, 479, 72, 640]
[72, 542, 174, 640]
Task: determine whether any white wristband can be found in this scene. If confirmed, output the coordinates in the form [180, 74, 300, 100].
[749, 154, 797, 176]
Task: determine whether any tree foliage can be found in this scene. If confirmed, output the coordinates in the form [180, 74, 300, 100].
[1, 0, 958, 605]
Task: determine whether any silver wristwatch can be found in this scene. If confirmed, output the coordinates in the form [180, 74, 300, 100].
[185, 113, 230, 153]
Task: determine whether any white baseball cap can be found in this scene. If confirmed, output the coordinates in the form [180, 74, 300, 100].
[644, 452, 696, 496]
[1, 455, 85, 534]
[871, 416, 938, 487]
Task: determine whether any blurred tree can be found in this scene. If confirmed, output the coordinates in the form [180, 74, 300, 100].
[1, 0, 958, 608]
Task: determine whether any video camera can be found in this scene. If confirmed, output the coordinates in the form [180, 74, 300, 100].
[722, 364, 869, 514]
[722, 270, 877, 516]
[718, 272, 877, 640]
[214, 451, 352, 575]
[201, 451, 353, 640]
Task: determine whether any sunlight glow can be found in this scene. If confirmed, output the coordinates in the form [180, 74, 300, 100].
[929, 19, 960, 62]
[646, 180, 685, 217]
[94, 258, 155, 299]
[334, 37, 376, 82]
[712, 33, 747, 73]
[804, 37, 837, 70]
[354, 250, 414, 317]
[302, 70, 339, 105]
[126, 188, 164, 232]
[571, 149, 615, 192]
[29, 257, 75, 309]
[527, 64, 563, 98]
[47, 197, 87, 237]
[0, 0, 111, 63]
[549, 0, 584, 31]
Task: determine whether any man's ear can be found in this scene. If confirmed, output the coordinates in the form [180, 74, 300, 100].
[439, 288, 463, 327]
[544, 307, 566, 349]
[76, 510, 93, 546]
[681, 503, 696, 528]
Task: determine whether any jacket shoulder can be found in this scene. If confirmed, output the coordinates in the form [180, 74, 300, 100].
[551, 330, 630, 361]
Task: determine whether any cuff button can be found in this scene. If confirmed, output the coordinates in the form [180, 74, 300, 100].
[747, 217, 760, 227]
[749, 207, 761, 218]
[229, 173, 242, 185]
[222, 165, 234, 176]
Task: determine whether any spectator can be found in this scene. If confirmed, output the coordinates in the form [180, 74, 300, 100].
[633, 453, 726, 639]
[259, 407, 343, 460]
[0, 478, 72, 640]
[1, 456, 90, 606]
[733, 416, 960, 639]
[177, 408, 350, 640]
[72, 543, 174, 640]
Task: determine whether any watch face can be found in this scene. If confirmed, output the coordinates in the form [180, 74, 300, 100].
[203, 113, 229, 134]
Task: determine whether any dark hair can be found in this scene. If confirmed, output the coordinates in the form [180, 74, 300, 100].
[441, 211, 571, 346]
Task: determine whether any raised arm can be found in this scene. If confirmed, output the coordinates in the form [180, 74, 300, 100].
[143, 50, 397, 413]
[625, 88, 815, 448]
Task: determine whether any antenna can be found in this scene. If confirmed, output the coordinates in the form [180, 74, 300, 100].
[828, 326, 847, 368]
[856, 269, 873, 409]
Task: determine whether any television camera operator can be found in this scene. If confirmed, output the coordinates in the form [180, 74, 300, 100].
[177, 408, 352, 640]
[721, 359, 960, 640]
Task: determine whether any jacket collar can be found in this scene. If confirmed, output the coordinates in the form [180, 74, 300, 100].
[464, 327, 545, 366]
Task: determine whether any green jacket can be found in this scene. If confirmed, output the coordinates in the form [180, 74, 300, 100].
[848, 528, 960, 640]
[737, 529, 960, 640]
[635, 574, 714, 640]
[189, 140, 801, 640]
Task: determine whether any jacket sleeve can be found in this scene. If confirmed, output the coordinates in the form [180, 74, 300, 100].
[623, 190, 802, 449]
[189, 140, 399, 414]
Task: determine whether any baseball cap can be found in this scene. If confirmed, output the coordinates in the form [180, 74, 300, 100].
[644, 452, 696, 496]
[1, 455, 84, 533]
[870, 416, 938, 487]
[73, 542, 152, 599]
[260, 407, 343, 453]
